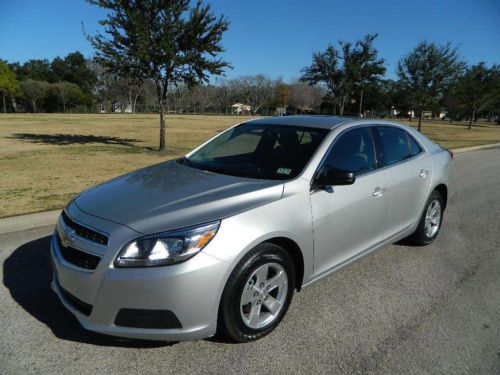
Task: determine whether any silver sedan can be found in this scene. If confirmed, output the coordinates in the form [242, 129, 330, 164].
[50, 116, 452, 342]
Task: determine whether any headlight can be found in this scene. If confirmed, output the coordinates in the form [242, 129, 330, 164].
[114, 221, 220, 267]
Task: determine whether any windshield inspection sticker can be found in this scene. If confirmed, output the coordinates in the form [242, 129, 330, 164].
[277, 168, 292, 175]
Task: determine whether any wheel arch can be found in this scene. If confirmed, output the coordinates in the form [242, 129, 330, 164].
[434, 183, 448, 210]
[262, 237, 305, 291]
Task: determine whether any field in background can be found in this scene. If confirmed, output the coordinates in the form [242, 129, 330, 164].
[1, 113, 499, 218]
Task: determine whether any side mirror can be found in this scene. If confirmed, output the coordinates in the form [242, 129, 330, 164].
[313, 166, 355, 189]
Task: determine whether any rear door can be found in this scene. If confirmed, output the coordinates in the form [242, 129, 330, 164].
[372, 126, 431, 238]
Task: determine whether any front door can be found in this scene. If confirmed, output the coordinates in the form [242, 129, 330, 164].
[310, 127, 388, 277]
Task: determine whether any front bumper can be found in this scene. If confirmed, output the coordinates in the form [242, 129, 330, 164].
[50, 232, 231, 341]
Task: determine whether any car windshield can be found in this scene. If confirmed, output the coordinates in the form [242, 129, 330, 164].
[179, 123, 329, 180]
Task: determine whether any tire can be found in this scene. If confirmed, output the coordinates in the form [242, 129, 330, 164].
[218, 242, 295, 343]
[408, 190, 444, 245]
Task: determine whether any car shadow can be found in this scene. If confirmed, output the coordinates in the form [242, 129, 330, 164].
[3, 235, 175, 348]
[7, 133, 146, 148]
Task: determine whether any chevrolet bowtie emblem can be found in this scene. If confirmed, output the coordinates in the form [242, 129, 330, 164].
[62, 228, 77, 247]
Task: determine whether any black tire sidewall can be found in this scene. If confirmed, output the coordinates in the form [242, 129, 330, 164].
[220, 243, 295, 342]
[415, 190, 444, 245]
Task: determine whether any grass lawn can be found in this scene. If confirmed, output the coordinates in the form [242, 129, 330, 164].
[1, 113, 499, 218]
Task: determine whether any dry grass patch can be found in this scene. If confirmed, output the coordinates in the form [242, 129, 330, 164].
[0, 114, 499, 218]
[400, 119, 500, 149]
[0, 114, 254, 217]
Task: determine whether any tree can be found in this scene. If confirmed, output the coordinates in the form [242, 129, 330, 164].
[441, 81, 461, 123]
[52, 81, 84, 112]
[189, 84, 214, 114]
[233, 75, 275, 115]
[288, 81, 323, 113]
[0, 61, 18, 113]
[479, 65, 500, 122]
[301, 45, 342, 114]
[51, 52, 97, 94]
[86, 0, 230, 151]
[214, 78, 237, 114]
[352, 34, 386, 116]
[168, 84, 189, 114]
[301, 34, 385, 116]
[455, 63, 498, 129]
[10, 59, 53, 81]
[397, 41, 465, 131]
[275, 80, 290, 113]
[19, 79, 48, 112]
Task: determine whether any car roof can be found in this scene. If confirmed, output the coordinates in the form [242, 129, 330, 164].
[242, 116, 427, 139]
[243, 115, 354, 130]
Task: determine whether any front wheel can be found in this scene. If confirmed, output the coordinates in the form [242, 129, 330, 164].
[409, 190, 444, 245]
[218, 243, 295, 342]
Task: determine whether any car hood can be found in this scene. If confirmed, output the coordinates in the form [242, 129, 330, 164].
[75, 160, 284, 234]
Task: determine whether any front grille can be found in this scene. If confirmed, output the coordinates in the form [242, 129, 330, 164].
[58, 283, 93, 316]
[57, 234, 101, 270]
[61, 211, 108, 246]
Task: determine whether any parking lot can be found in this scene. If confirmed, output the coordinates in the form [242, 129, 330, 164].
[1, 147, 499, 375]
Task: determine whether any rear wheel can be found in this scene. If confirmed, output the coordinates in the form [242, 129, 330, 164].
[218, 243, 295, 342]
[409, 190, 444, 245]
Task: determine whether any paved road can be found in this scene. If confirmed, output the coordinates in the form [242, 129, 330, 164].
[1, 148, 499, 375]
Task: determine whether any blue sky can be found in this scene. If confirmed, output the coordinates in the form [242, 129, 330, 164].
[1, 0, 499, 81]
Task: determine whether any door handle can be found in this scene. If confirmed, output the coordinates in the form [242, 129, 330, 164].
[419, 169, 429, 178]
[372, 187, 386, 197]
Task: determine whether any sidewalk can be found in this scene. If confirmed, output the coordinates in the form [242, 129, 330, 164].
[1, 141, 499, 235]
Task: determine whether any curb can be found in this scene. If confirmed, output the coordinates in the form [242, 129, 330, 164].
[1, 142, 499, 236]
[0, 210, 61, 236]
[451, 142, 500, 154]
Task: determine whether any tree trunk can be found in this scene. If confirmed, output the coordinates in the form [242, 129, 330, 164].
[2, 91, 6, 113]
[358, 88, 364, 117]
[32, 100, 36, 113]
[159, 101, 166, 150]
[468, 109, 474, 130]
[155, 83, 167, 151]
[133, 92, 140, 114]
[417, 106, 423, 132]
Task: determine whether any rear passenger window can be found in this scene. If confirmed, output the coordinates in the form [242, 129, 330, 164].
[408, 135, 422, 156]
[324, 128, 376, 174]
[377, 127, 411, 165]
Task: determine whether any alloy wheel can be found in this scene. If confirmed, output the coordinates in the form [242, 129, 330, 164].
[424, 199, 441, 238]
[240, 262, 288, 329]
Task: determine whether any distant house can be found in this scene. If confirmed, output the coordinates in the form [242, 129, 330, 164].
[402, 110, 444, 119]
[98, 102, 133, 113]
[114, 103, 133, 113]
[231, 103, 252, 114]
[275, 107, 287, 116]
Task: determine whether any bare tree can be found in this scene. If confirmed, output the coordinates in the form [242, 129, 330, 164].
[214, 78, 236, 114]
[168, 84, 189, 114]
[189, 84, 214, 114]
[233, 75, 274, 115]
[288, 81, 323, 113]
[142, 80, 158, 112]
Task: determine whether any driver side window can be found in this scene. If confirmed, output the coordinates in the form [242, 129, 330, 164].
[324, 128, 377, 174]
